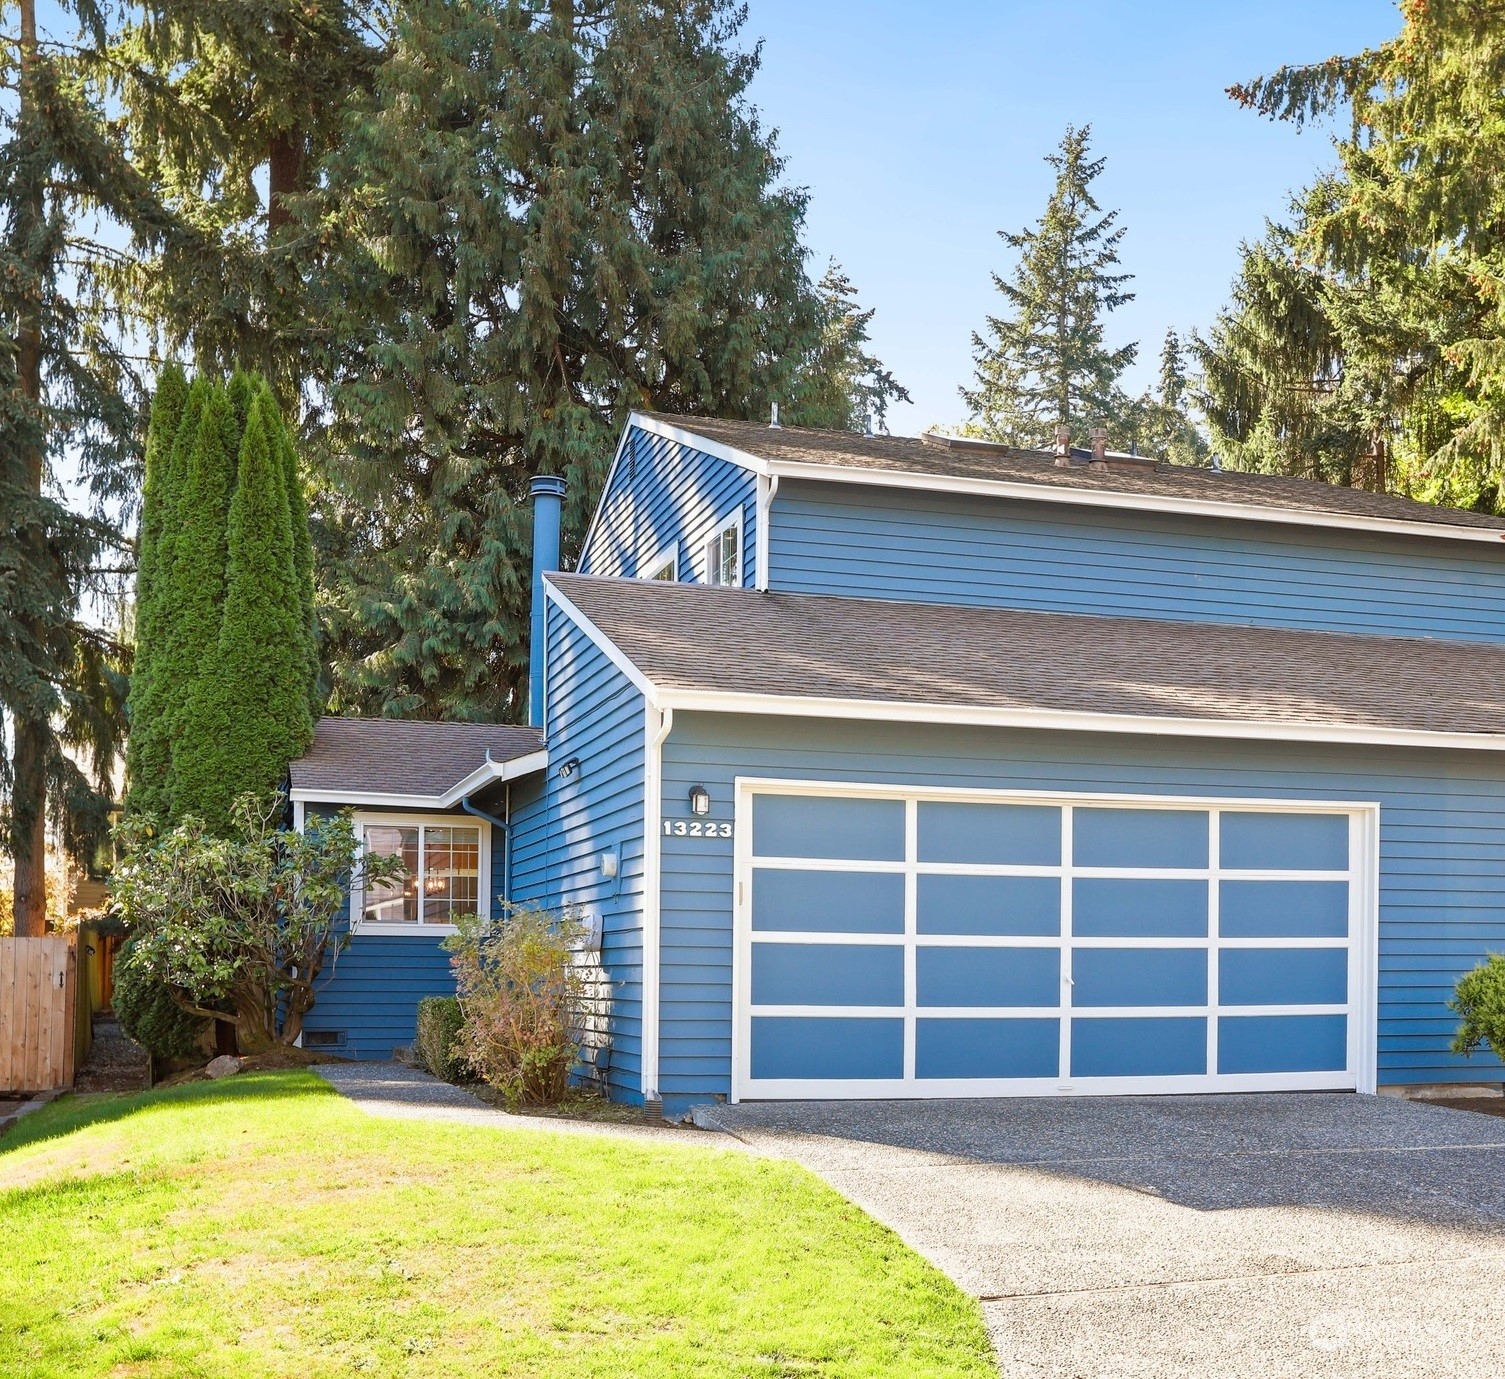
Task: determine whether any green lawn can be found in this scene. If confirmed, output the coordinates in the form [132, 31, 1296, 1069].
[0, 1072, 996, 1378]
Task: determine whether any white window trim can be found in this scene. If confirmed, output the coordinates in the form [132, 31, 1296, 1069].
[730, 777, 1379, 1102]
[696, 507, 745, 586]
[351, 811, 491, 937]
[641, 539, 679, 582]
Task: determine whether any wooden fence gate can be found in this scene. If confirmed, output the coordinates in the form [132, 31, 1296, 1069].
[0, 937, 77, 1094]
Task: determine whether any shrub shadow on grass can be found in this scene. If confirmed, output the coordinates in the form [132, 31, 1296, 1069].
[0, 1071, 334, 1156]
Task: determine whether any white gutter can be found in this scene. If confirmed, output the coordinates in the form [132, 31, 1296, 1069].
[289, 749, 549, 811]
[640, 704, 674, 1103]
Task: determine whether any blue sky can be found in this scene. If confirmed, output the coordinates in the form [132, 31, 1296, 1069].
[741, 0, 1401, 434]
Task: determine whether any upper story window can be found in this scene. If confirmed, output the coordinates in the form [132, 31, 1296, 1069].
[702, 511, 743, 586]
[354, 816, 485, 934]
[643, 541, 678, 582]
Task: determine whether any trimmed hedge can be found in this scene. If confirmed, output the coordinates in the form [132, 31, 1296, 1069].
[416, 996, 467, 1082]
[112, 939, 210, 1060]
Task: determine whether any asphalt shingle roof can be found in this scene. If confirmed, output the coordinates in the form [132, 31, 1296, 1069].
[551, 573, 1505, 738]
[641, 413, 1505, 535]
[289, 718, 544, 799]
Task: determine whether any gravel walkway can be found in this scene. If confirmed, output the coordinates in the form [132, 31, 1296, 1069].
[73, 1016, 148, 1095]
[699, 1094, 1505, 1378]
[315, 1061, 750, 1153]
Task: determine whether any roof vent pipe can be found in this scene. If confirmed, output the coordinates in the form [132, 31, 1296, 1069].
[1089, 426, 1109, 470]
[770, 401, 781, 429]
[1054, 423, 1072, 468]
[863, 411, 874, 438]
[528, 474, 567, 729]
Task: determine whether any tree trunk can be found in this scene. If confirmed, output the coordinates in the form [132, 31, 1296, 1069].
[267, 132, 301, 234]
[11, 0, 49, 939]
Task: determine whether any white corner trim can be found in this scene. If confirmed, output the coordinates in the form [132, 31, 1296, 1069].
[640, 703, 674, 1101]
[693, 506, 746, 586]
[755, 472, 780, 591]
[654, 687, 1505, 753]
[628, 411, 772, 477]
[543, 575, 660, 703]
[578, 420, 637, 574]
[764, 459, 1505, 547]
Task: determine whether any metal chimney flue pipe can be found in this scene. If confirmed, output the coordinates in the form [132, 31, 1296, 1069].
[1090, 426, 1109, 469]
[528, 474, 567, 728]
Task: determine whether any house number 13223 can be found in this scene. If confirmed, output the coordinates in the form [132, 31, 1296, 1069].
[663, 821, 733, 838]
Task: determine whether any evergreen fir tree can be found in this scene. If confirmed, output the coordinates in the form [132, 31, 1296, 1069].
[1124, 330, 1208, 466]
[787, 261, 910, 433]
[123, 364, 188, 818]
[0, 0, 163, 930]
[306, 0, 820, 720]
[961, 126, 1137, 449]
[173, 394, 313, 833]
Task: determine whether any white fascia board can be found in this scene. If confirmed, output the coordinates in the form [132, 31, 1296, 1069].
[578, 420, 636, 572]
[289, 750, 549, 812]
[627, 411, 771, 477]
[765, 459, 1505, 548]
[440, 749, 549, 806]
[658, 687, 1505, 753]
[543, 575, 660, 704]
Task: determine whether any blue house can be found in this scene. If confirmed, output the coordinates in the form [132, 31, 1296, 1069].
[294, 413, 1505, 1113]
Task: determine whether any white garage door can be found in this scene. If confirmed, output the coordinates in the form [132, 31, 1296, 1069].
[732, 783, 1375, 1100]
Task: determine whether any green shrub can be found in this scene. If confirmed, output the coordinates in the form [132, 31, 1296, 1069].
[416, 996, 467, 1082]
[1451, 953, 1505, 1062]
[445, 906, 588, 1107]
[112, 938, 211, 1060]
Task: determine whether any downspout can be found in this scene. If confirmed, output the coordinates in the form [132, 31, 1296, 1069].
[641, 704, 674, 1103]
[460, 752, 511, 916]
[755, 473, 779, 591]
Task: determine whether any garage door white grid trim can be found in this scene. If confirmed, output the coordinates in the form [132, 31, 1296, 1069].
[730, 778, 1380, 1102]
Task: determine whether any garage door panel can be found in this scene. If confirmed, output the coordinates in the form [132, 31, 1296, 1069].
[1072, 1016, 1208, 1077]
[752, 795, 905, 861]
[1221, 811, 1349, 871]
[1074, 808, 1209, 869]
[1073, 877, 1208, 937]
[916, 1018, 1059, 1079]
[737, 788, 1366, 1100]
[915, 947, 1059, 1007]
[916, 874, 1060, 935]
[1220, 880, 1348, 937]
[751, 1017, 903, 1080]
[752, 868, 905, 933]
[917, 801, 1061, 865]
[1073, 948, 1208, 1007]
[1218, 1014, 1348, 1074]
[1219, 947, 1348, 1006]
[751, 943, 904, 1007]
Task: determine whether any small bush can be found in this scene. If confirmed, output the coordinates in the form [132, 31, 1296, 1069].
[445, 906, 587, 1107]
[1451, 953, 1505, 1062]
[416, 996, 467, 1082]
[113, 938, 211, 1060]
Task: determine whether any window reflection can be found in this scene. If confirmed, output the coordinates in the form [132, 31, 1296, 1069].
[361, 822, 480, 926]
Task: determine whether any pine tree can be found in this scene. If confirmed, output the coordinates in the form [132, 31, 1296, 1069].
[787, 261, 910, 433]
[123, 364, 188, 818]
[0, 0, 163, 931]
[961, 126, 1137, 449]
[305, 0, 820, 720]
[1123, 330, 1208, 465]
[173, 394, 313, 833]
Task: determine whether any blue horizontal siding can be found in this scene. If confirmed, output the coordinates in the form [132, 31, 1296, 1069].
[768, 480, 1505, 642]
[578, 427, 757, 585]
[508, 599, 647, 1101]
[655, 712, 1505, 1105]
[302, 802, 503, 1058]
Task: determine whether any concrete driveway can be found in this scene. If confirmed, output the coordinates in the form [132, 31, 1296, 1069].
[696, 1094, 1505, 1377]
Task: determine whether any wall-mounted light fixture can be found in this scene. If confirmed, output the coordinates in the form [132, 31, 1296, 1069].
[557, 756, 582, 779]
[688, 784, 711, 816]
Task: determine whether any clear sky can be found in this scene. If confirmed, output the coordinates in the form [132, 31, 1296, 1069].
[740, 0, 1401, 435]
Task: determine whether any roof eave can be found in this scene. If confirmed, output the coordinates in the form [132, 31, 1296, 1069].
[288, 748, 550, 811]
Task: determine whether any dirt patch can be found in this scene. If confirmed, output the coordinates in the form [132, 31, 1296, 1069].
[466, 1082, 651, 1125]
[1425, 1096, 1505, 1119]
[154, 1045, 343, 1088]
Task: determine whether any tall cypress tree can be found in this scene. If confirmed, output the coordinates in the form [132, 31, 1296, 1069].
[174, 394, 314, 832]
[263, 381, 320, 712]
[961, 126, 1137, 449]
[157, 384, 239, 815]
[123, 364, 189, 818]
